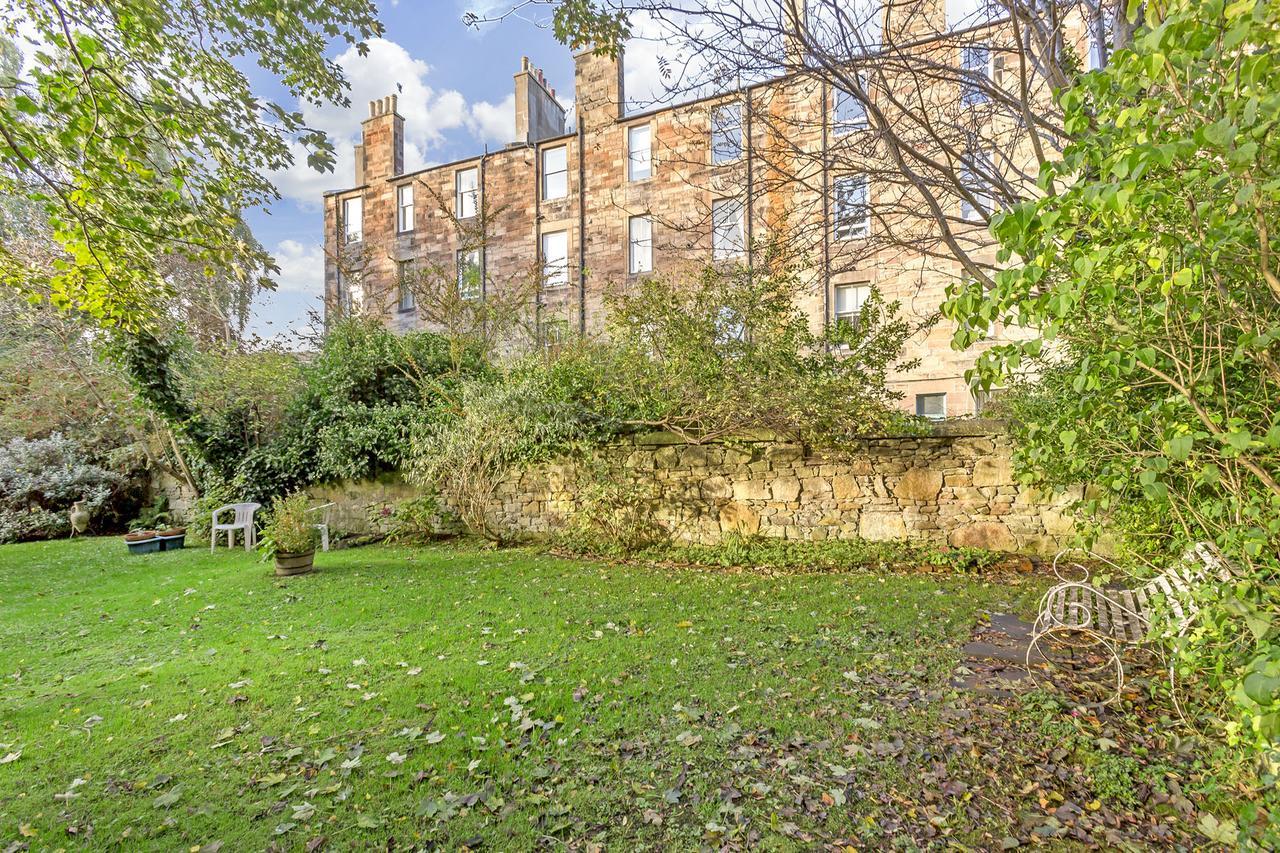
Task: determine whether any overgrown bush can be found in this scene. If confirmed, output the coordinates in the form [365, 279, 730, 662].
[597, 252, 925, 445]
[408, 367, 608, 542]
[0, 433, 123, 542]
[192, 318, 483, 504]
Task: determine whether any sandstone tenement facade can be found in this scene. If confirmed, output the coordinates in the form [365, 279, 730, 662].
[489, 426, 1078, 554]
[323, 3, 1096, 416]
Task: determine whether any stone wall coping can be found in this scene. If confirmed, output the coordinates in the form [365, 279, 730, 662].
[617, 420, 1007, 449]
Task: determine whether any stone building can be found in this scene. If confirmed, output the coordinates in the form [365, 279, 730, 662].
[322, 2, 1094, 418]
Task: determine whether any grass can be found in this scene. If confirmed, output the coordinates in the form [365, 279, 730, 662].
[0, 537, 1242, 849]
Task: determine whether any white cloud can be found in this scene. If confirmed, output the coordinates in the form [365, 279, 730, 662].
[272, 38, 508, 205]
[269, 239, 326, 294]
[468, 94, 516, 145]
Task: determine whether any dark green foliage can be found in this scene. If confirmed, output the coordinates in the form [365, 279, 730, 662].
[213, 319, 484, 504]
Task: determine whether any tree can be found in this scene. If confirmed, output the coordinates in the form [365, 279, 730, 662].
[0, 1, 381, 331]
[942, 0, 1279, 750]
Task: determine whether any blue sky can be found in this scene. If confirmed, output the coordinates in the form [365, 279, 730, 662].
[246, 1, 582, 340]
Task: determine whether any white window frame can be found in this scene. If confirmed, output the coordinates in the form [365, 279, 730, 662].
[834, 283, 869, 328]
[628, 215, 653, 274]
[396, 184, 414, 233]
[832, 83, 867, 134]
[916, 392, 948, 420]
[541, 230, 569, 288]
[542, 146, 568, 200]
[455, 167, 479, 219]
[342, 196, 363, 244]
[456, 248, 482, 300]
[960, 44, 992, 107]
[833, 175, 871, 239]
[627, 124, 652, 181]
[711, 198, 745, 260]
[959, 150, 995, 222]
[711, 102, 743, 164]
[397, 259, 415, 312]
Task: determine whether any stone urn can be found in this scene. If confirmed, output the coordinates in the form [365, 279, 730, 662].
[69, 500, 91, 537]
[274, 549, 316, 576]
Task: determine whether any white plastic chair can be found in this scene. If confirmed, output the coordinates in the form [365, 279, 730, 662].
[210, 502, 261, 552]
[308, 502, 335, 552]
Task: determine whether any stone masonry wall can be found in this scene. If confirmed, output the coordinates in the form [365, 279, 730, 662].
[490, 427, 1078, 554]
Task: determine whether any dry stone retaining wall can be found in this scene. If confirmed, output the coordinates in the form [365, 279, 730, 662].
[491, 426, 1079, 554]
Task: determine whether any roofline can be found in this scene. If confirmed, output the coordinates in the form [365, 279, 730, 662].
[321, 17, 1012, 197]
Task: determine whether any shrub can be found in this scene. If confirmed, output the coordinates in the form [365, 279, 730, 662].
[0, 434, 123, 542]
[408, 367, 606, 541]
[597, 253, 925, 445]
[941, 0, 1280, 760]
[258, 492, 320, 557]
[557, 461, 668, 554]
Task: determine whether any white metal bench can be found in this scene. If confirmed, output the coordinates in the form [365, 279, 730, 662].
[1027, 542, 1236, 704]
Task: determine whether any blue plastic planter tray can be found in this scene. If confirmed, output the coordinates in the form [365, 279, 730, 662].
[125, 537, 162, 555]
[158, 534, 186, 551]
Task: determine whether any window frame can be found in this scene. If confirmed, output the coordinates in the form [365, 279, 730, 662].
[628, 215, 653, 275]
[627, 123, 652, 181]
[456, 248, 482, 300]
[396, 259, 416, 313]
[960, 44, 992, 107]
[832, 82, 868, 134]
[711, 198, 746, 261]
[833, 283, 869, 328]
[711, 102, 743, 164]
[396, 184, 414, 233]
[832, 175, 871, 240]
[542, 145, 568, 200]
[540, 230, 570, 289]
[916, 392, 948, 420]
[455, 166, 479, 219]
[959, 150, 995, 222]
[341, 196, 363, 245]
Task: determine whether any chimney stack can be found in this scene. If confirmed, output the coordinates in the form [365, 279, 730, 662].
[358, 93, 404, 182]
[513, 57, 567, 144]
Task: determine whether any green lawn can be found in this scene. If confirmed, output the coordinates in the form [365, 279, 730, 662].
[0, 538, 1236, 849]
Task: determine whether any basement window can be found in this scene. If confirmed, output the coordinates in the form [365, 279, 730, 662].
[542, 146, 568, 200]
[916, 393, 947, 420]
[541, 230, 569, 288]
[456, 167, 479, 218]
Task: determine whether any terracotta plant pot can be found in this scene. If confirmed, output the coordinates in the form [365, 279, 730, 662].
[274, 549, 316, 576]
